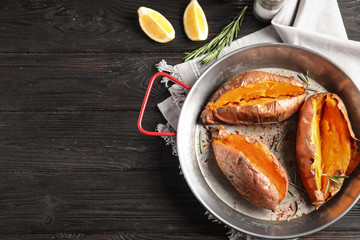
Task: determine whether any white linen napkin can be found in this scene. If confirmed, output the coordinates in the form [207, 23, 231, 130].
[155, 0, 360, 238]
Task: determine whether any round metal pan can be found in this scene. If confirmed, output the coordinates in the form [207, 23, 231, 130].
[176, 43, 360, 239]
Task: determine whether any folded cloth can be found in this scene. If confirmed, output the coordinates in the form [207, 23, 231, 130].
[155, 0, 360, 239]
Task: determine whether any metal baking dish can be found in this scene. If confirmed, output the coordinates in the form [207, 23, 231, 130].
[139, 43, 360, 239]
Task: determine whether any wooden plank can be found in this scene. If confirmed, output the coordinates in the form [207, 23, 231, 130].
[0, 1, 358, 53]
[0, 170, 227, 235]
[0, 111, 177, 172]
[0, 110, 226, 234]
[2, 229, 360, 240]
[0, 53, 178, 111]
[339, 1, 360, 41]
[0, 164, 358, 236]
[0, 233, 227, 240]
[0, 0, 264, 53]
[0, 166, 358, 236]
[0, 110, 358, 237]
[0, 0, 358, 239]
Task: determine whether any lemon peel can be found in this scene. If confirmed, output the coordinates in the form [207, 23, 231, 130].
[183, 0, 208, 41]
[138, 6, 175, 43]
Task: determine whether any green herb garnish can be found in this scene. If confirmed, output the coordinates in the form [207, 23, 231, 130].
[270, 135, 276, 151]
[288, 169, 295, 183]
[323, 175, 349, 196]
[289, 182, 306, 192]
[270, 130, 287, 152]
[305, 87, 317, 92]
[330, 178, 342, 186]
[183, 6, 247, 65]
[297, 71, 310, 84]
[279, 75, 290, 78]
[288, 189, 294, 196]
[288, 201, 299, 220]
[327, 175, 349, 187]
[285, 165, 295, 182]
[329, 175, 350, 179]
[275, 130, 287, 151]
[324, 178, 330, 196]
[298, 71, 318, 92]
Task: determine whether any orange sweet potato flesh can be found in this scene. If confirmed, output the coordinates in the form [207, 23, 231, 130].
[212, 126, 288, 211]
[201, 70, 307, 125]
[296, 93, 360, 208]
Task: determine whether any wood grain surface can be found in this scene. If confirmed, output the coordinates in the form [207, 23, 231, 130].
[0, 0, 359, 239]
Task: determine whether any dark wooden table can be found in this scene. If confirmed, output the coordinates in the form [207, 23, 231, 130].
[0, 0, 359, 239]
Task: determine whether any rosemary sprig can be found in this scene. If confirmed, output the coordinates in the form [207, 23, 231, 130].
[275, 130, 287, 151]
[324, 178, 330, 196]
[298, 71, 318, 92]
[326, 175, 349, 187]
[288, 201, 299, 220]
[305, 87, 317, 92]
[183, 6, 247, 65]
[329, 175, 350, 179]
[329, 176, 342, 186]
[297, 71, 310, 85]
[323, 174, 349, 196]
[288, 188, 294, 196]
[289, 182, 306, 192]
[270, 136, 276, 151]
[279, 75, 290, 78]
[285, 165, 295, 183]
[269, 130, 287, 152]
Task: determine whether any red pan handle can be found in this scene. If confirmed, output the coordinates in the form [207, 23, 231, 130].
[138, 72, 191, 136]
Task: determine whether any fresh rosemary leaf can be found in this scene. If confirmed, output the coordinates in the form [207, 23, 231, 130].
[298, 71, 317, 92]
[324, 178, 330, 196]
[270, 136, 276, 151]
[324, 174, 348, 187]
[285, 165, 295, 183]
[289, 182, 306, 192]
[183, 6, 247, 64]
[305, 70, 309, 82]
[288, 189, 294, 196]
[328, 176, 343, 186]
[288, 201, 299, 220]
[275, 130, 287, 151]
[279, 75, 290, 78]
[329, 175, 349, 179]
[297, 71, 310, 84]
[305, 87, 317, 92]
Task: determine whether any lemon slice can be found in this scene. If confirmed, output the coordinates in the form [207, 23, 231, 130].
[138, 6, 175, 43]
[183, 0, 208, 41]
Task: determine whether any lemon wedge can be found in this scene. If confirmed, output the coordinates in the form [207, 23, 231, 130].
[137, 6, 175, 43]
[183, 0, 208, 41]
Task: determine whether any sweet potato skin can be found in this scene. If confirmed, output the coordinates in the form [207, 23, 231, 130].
[212, 126, 288, 212]
[296, 94, 325, 208]
[201, 70, 307, 125]
[296, 92, 359, 209]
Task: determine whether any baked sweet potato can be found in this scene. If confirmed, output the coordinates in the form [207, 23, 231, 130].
[211, 126, 289, 211]
[201, 70, 307, 125]
[296, 92, 360, 209]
